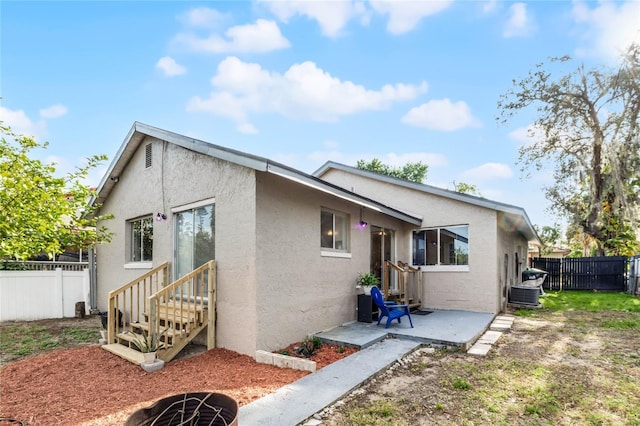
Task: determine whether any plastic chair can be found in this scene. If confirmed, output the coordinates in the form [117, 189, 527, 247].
[371, 286, 414, 329]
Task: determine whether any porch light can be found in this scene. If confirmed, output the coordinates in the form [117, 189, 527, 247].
[156, 213, 167, 222]
[359, 220, 368, 229]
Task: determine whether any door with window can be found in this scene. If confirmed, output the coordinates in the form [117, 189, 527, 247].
[370, 226, 394, 291]
[174, 204, 215, 281]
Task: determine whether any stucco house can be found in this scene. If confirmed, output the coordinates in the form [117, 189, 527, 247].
[93, 122, 539, 360]
[93, 122, 422, 359]
[314, 162, 540, 314]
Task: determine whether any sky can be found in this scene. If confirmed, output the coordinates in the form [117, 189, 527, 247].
[2, 0, 639, 229]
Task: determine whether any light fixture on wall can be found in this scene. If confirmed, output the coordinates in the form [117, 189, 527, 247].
[358, 207, 368, 229]
[156, 213, 167, 222]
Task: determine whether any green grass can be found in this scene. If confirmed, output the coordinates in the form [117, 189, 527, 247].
[0, 322, 100, 362]
[540, 291, 640, 312]
[347, 400, 404, 425]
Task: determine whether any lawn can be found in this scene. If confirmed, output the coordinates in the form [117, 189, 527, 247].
[321, 291, 640, 425]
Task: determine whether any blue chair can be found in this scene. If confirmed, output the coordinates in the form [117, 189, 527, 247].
[371, 286, 414, 329]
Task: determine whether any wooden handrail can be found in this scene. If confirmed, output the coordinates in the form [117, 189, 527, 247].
[147, 260, 216, 355]
[384, 260, 422, 308]
[106, 262, 169, 343]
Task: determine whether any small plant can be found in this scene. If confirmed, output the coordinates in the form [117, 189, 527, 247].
[295, 336, 323, 358]
[336, 345, 346, 354]
[453, 378, 471, 390]
[278, 349, 290, 356]
[127, 328, 167, 353]
[356, 272, 379, 287]
[435, 402, 444, 411]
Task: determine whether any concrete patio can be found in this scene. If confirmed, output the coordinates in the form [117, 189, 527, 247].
[314, 309, 496, 350]
[239, 309, 497, 425]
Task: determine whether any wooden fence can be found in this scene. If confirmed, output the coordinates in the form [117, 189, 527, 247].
[531, 256, 628, 291]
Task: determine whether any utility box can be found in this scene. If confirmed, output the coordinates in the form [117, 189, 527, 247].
[509, 286, 540, 305]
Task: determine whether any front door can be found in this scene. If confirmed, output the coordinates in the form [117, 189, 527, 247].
[370, 226, 394, 291]
[174, 203, 215, 280]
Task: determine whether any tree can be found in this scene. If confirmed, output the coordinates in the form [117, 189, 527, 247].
[0, 124, 113, 260]
[498, 44, 640, 255]
[452, 181, 482, 197]
[533, 224, 562, 256]
[356, 158, 428, 183]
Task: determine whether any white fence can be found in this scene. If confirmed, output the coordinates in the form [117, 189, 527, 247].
[0, 268, 90, 321]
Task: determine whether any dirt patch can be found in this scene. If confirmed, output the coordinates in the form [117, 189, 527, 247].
[319, 309, 640, 425]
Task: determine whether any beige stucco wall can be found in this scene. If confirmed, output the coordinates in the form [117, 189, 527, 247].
[96, 137, 258, 355]
[321, 169, 503, 313]
[496, 214, 529, 310]
[254, 172, 409, 351]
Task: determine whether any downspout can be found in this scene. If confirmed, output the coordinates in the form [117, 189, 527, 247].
[89, 247, 99, 314]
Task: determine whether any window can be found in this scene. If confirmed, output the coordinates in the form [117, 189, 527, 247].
[412, 225, 469, 267]
[129, 216, 153, 262]
[321, 209, 349, 251]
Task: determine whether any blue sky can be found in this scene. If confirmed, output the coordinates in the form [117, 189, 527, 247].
[2, 1, 639, 229]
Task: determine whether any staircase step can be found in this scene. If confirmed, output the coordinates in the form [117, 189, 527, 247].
[131, 322, 179, 338]
[102, 343, 145, 364]
[116, 331, 173, 349]
[144, 306, 204, 325]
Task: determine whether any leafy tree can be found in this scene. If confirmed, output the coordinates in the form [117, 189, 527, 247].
[498, 44, 640, 255]
[452, 181, 482, 197]
[533, 224, 562, 256]
[0, 124, 113, 260]
[356, 158, 428, 183]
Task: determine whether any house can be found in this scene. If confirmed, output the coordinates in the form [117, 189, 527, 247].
[93, 122, 421, 358]
[93, 122, 539, 360]
[313, 161, 540, 314]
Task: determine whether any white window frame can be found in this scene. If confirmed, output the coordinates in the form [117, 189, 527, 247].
[320, 208, 351, 257]
[125, 215, 153, 269]
[412, 225, 469, 272]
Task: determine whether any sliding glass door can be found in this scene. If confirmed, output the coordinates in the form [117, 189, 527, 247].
[175, 204, 215, 280]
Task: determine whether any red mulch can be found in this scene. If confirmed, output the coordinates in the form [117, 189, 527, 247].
[0, 343, 357, 425]
[275, 342, 358, 369]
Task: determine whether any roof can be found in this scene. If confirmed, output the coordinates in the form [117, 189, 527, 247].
[313, 161, 540, 244]
[91, 122, 422, 226]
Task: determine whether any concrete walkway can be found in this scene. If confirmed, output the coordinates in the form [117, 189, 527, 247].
[467, 314, 515, 356]
[240, 310, 496, 425]
[238, 338, 421, 425]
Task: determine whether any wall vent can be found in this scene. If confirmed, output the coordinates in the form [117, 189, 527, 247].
[145, 143, 152, 168]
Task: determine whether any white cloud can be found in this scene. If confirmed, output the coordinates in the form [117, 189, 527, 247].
[323, 140, 339, 150]
[156, 56, 187, 77]
[258, 0, 364, 37]
[503, 3, 536, 38]
[369, 0, 453, 35]
[0, 106, 46, 138]
[237, 123, 258, 134]
[508, 124, 544, 147]
[571, 0, 640, 62]
[187, 56, 427, 132]
[461, 163, 513, 181]
[381, 152, 448, 168]
[482, 0, 498, 14]
[178, 7, 227, 29]
[260, 0, 450, 36]
[39, 104, 68, 119]
[173, 19, 290, 54]
[401, 98, 481, 131]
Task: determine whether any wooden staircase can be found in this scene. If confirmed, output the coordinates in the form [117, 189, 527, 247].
[382, 260, 422, 309]
[102, 261, 216, 364]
